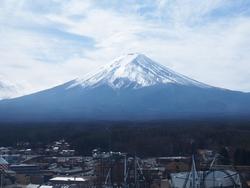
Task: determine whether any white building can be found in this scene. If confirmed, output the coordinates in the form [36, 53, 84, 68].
[170, 156, 242, 188]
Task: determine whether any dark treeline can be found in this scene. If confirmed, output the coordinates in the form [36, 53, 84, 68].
[1, 119, 250, 163]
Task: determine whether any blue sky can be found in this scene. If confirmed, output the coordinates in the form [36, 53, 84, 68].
[1, 0, 250, 93]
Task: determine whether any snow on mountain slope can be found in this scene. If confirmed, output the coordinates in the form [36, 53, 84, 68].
[68, 53, 211, 90]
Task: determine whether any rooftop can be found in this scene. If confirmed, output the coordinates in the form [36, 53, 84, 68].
[50, 176, 87, 182]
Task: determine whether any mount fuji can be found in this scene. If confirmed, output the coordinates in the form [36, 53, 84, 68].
[0, 53, 250, 122]
[70, 53, 210, 90]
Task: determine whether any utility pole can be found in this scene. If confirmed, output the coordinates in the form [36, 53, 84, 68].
[0, 173, 3, 188]
[134, 155, 137, 188]
[124, 154, 127, 188]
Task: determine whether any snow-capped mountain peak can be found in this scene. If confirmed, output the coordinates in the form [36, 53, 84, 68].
[68, 53, 210, 89]
[0, 54, 249, 122]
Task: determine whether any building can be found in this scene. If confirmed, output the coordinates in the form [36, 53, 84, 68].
[170, 156, 242, 188]
[49, 176, 92, 187]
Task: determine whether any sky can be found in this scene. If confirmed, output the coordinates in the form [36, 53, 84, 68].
[1, 0, 250, 94]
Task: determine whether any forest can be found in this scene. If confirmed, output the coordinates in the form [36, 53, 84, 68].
[0, 118, 250, 165]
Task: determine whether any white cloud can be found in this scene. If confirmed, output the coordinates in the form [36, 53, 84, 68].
[0, 0, 250, 93]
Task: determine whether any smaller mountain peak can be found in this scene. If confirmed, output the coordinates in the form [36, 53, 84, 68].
[0, 78, 23, 100]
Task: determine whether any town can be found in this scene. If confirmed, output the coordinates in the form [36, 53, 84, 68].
[1, 139, 250, 188]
